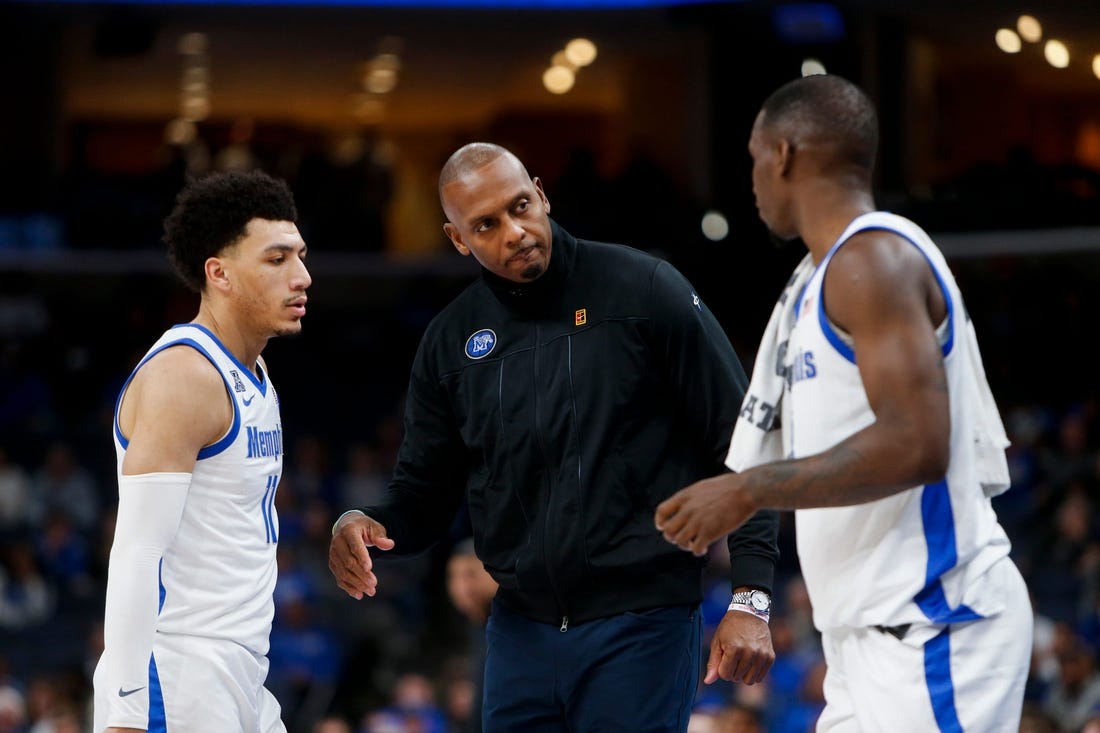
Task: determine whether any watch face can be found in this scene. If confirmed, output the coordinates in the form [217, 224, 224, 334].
[750, 592, 770, 611]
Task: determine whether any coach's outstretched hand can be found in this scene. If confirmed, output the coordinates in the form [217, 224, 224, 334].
[329, 513, 395, 600]
[654, 473, 758, 557]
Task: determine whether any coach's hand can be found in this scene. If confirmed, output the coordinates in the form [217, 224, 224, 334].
[329, 512, 395, 600]
[706, 611, 774, 685]
[655, 473, 757, 556]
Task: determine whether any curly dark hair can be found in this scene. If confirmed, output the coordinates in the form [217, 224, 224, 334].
[163, 169, 298, 292]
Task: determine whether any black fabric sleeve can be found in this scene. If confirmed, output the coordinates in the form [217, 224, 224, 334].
[648, 260, 748, 462]
[358, 334, 469, 556]
[649, 260, 780, 594]
[724, 513, 781, 595]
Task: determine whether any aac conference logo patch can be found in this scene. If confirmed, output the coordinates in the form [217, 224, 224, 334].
[465, 329, 497, 360]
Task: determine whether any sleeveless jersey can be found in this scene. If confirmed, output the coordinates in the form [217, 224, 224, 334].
[785, 212, 1011, 631]
[114, 323, 283, 655]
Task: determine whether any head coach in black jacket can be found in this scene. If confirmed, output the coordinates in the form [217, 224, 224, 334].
[329, 142, 779, 733]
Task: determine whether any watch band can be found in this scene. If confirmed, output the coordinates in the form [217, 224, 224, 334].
[727, 602, 770, 623]
[728, 590, 771, 622]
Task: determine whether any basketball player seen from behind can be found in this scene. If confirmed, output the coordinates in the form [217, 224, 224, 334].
[93, 170, 310, 732]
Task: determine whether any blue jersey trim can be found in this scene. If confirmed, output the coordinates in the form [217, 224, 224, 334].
[148, 651, 166, 733]
[922, 480, 957, 585]
[172, 322, 268, 396]
[924, 628, 963, 733]
[114, 336, 241, 459]
[818, 298, 856, 363]
[915, 479, 983, 624]
[898, 235, 955, 358]
[157, 559, 166, 612]
[113, 372, 139, 448]
[814, 223, 956, 365]
[149, 564, 167, 729]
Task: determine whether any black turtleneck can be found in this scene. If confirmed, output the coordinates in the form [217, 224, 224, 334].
[480, 218, 575, 315]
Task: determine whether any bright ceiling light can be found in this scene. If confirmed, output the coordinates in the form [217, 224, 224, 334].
[542, 65, 575, 94]
[1093, 54, 1100, 80]
[1017, 15, 1042, 43]
[564, 38, 597, 67]
[700, 211, 729, 242]
[801, 58, 827, 76]
[995, 29, 1022, 54]
[1044, 39, 1070, 68]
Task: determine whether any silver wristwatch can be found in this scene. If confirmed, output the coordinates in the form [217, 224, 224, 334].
[728, 589, 772, 620]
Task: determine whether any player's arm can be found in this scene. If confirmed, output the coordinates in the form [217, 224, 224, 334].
[657, 231, 950, 554]
[103, 346, 231, 731]
[818, 230, 951, 491]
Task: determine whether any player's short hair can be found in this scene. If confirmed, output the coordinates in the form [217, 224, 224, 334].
[760, 74, 879, 174]
[163, 170, 298, 292]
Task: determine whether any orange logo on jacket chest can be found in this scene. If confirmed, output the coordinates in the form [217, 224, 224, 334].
[575, 309, 587, 326]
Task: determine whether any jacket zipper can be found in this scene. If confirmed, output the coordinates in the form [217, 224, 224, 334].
[533, 323, 568, 630]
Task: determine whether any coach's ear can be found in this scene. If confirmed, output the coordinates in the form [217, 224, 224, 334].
[533, 176, 550, 213]
[444, 222, 471, 257]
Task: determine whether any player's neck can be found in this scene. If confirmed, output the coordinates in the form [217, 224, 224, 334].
[192, 304, 264, 375]
[798, 184, 875, 263]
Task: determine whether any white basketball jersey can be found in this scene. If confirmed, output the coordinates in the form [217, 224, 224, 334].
[114, 323, 282, 655]
[786, 212, 1012, 631]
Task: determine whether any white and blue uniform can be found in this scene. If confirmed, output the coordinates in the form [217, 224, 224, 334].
[784, 213, 1031, 732]
[93, 323, 286, 732]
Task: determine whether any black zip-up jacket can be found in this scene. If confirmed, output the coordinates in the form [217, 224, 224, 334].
[363, 220, 779, 626]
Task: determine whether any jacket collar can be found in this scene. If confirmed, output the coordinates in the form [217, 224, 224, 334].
[481, 218, 576, 311]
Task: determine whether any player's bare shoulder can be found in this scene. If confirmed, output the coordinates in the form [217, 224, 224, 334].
[119, 344, 232, 444]
[823, 230, 933, 333]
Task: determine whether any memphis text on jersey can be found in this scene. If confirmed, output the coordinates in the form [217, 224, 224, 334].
[739, 340, 818, 431]
[246, 425, 283, 459]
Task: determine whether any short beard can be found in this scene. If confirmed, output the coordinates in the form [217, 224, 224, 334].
[519, 262, 546, 281]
